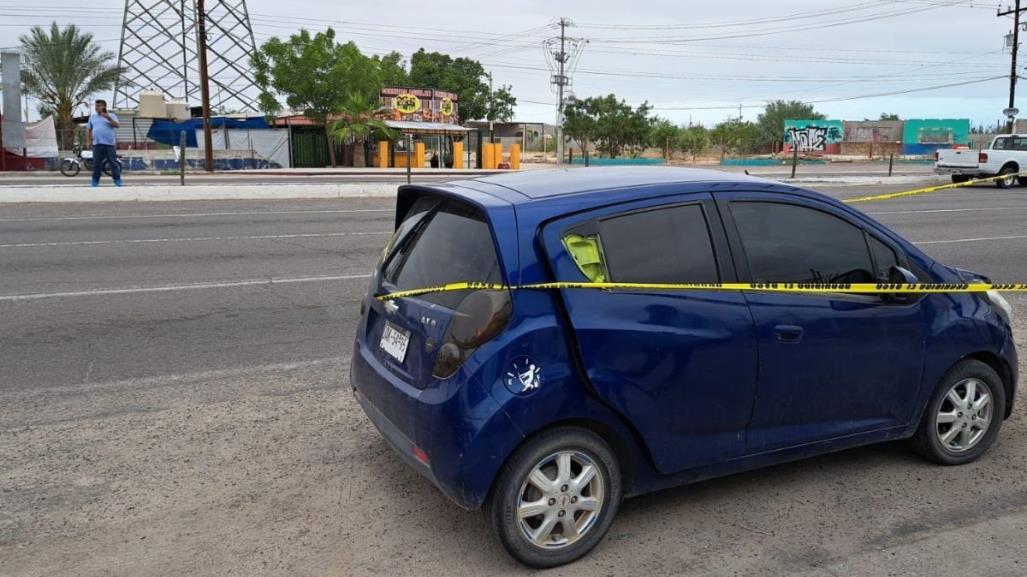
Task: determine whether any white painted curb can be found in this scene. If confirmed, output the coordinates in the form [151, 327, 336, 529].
[0, 183, 400, 203]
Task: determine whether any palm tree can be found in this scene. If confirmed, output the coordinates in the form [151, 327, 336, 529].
[330, 92, 394, 168]
[18, 23, 124, 148]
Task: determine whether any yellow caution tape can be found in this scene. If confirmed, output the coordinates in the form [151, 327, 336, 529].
[843, 171, 1022, 204]
[376, 281, 1027, 301]
[376, 168, 1027, 302]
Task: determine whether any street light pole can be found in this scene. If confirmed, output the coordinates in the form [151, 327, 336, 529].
[1000, 1, 1024, 133]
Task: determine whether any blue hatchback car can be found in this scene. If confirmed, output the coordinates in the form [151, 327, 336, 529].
[351, 167, 1018, 567]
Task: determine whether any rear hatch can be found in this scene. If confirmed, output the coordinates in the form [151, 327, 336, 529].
[358, 191, 505, 403]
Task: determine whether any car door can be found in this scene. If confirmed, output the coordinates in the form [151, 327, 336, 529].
[716, 192, 927, 452]
[541, 193, 759, 475]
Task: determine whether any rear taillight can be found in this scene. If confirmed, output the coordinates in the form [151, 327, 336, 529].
[432, 290, 512, 379]
[979, 152, 988, 163]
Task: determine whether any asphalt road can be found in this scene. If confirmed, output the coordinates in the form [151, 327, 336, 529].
[2, 179, 1026, 576]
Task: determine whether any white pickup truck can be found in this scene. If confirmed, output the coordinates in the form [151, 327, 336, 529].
[935, 134, 1027, 188]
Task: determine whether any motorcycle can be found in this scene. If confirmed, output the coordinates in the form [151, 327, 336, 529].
[60, 145, 122, 177]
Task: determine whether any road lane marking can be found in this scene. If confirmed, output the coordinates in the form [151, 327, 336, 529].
[0, 231, 390, 248]
[916, 234, 1027, 245]
[0, 208, 392, 222]
[868, 207, 1027, 215]
[0, 274, 372, 302]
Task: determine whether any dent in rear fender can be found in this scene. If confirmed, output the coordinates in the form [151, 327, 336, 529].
[412, 373, 524, 510]
[472, 291, 657, 489]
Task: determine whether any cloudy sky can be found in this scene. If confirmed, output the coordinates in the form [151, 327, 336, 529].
[0, 0, 1021, 126]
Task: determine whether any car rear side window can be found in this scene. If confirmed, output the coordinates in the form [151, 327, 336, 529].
[730, 201, 875, 284]
[383, 199, 502, 307]
[598, 204, 719, 283]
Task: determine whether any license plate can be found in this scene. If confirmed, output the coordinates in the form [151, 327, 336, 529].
[379, 322, 410, 363]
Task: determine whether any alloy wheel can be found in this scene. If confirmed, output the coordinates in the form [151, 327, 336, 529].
[935, 377, 993, 453]
[516, 450, 605, 549]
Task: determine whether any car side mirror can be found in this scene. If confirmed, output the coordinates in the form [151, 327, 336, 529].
[888, 265, 918, 285]
[884, 266, 918, 303]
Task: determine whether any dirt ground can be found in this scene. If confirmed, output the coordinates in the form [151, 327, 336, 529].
[2, 347, 1026, 577]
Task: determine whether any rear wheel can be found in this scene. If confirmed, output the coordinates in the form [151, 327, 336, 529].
[59, 158, 79, 177]
[996, 166, 1018, 188]
[485, 427, 621, 568]
[912, 359, 1005, 465]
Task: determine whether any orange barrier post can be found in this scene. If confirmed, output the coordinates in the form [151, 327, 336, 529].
[510, 143, 521, 170]
[377, 140, 390, 168]
[483, 142, 494, 169]
[414, 142, 426, 168]
[452, 141, 464, 169]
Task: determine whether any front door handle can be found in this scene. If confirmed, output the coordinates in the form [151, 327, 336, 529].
[774, 324, 804, 343]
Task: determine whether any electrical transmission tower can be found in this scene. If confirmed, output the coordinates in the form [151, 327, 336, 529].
[113, 0, 261, 112]
[544, 18, 586, 164]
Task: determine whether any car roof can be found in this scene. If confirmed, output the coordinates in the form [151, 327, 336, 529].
[448, 166, 776, 204]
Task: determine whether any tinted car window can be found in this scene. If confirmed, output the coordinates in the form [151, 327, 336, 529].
[868, 235, 899, 277]
[730, 202, 875, 284]
[993, 137, 1009, 150]
[383, 200, 501, 307]
[599, 204, 719, 283]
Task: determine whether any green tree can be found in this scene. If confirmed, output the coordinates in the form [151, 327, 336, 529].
[251, 28, 380, 167]
[14, 23, 124, 148]
[711, 119, 759, 158]
[677, 124, 709, 162]
[879, 113, 901, 121]
[570, 94, 651, 158]
[756, 100, 824, 153]
[330, 92, 394, 168]
[374, 51, 409, 87]
[408, 50, 516, 123]
[563, 98, 597, 158]
[650, 118, 680, 160]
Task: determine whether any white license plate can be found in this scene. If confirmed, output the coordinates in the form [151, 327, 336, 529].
[379, 323, 410, 363]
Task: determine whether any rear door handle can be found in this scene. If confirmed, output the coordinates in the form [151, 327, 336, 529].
[774, 324, 804, 343]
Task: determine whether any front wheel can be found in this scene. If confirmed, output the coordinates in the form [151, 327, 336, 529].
[996, 167, 1018, 188]
[485, 427, 622, 568]
[912, 359, 1006, 465]
[59, 159, 80, 177]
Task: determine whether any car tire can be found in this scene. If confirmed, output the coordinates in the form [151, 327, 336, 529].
[484, 427, 622, 568]
[911, 359, 1006, 466]
[996, 167, 1018, 188]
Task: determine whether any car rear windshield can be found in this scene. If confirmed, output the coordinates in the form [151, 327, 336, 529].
[381, 196, 502, 308]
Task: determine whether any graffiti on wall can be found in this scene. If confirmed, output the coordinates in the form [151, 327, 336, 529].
[783, 119, 843, 152]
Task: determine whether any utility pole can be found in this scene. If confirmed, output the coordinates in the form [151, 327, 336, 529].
[1000, 1, 1025, 133]
[556, 18, 567, 165]
[196, 0, 215, 172]
[544, 18, 584, 166]
[487, 71, 494, 143]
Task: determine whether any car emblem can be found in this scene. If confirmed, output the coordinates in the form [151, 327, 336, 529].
[383, 301, 399, 315]
[420, 315, 437, 328]
[504, 356, 542, 395]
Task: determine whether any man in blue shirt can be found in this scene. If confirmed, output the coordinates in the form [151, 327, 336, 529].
[85, 99, 122, 187]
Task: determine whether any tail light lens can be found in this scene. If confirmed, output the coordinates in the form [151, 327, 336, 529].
[979, 152, 988, 163]
[433, 290, 512, 379]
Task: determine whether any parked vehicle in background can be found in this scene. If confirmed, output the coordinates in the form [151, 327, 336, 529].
[60, 145, 121, 177]
[935, 134, 1027, 188]
[352, 167, 1018, 568]
[934, 146, 980, 183]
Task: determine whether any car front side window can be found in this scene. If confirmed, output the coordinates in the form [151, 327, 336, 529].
[730, 201, 875, 284]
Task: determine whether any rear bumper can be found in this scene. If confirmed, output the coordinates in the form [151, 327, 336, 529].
[934, 166, 979, 176]
[350, 338, 522, 510]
